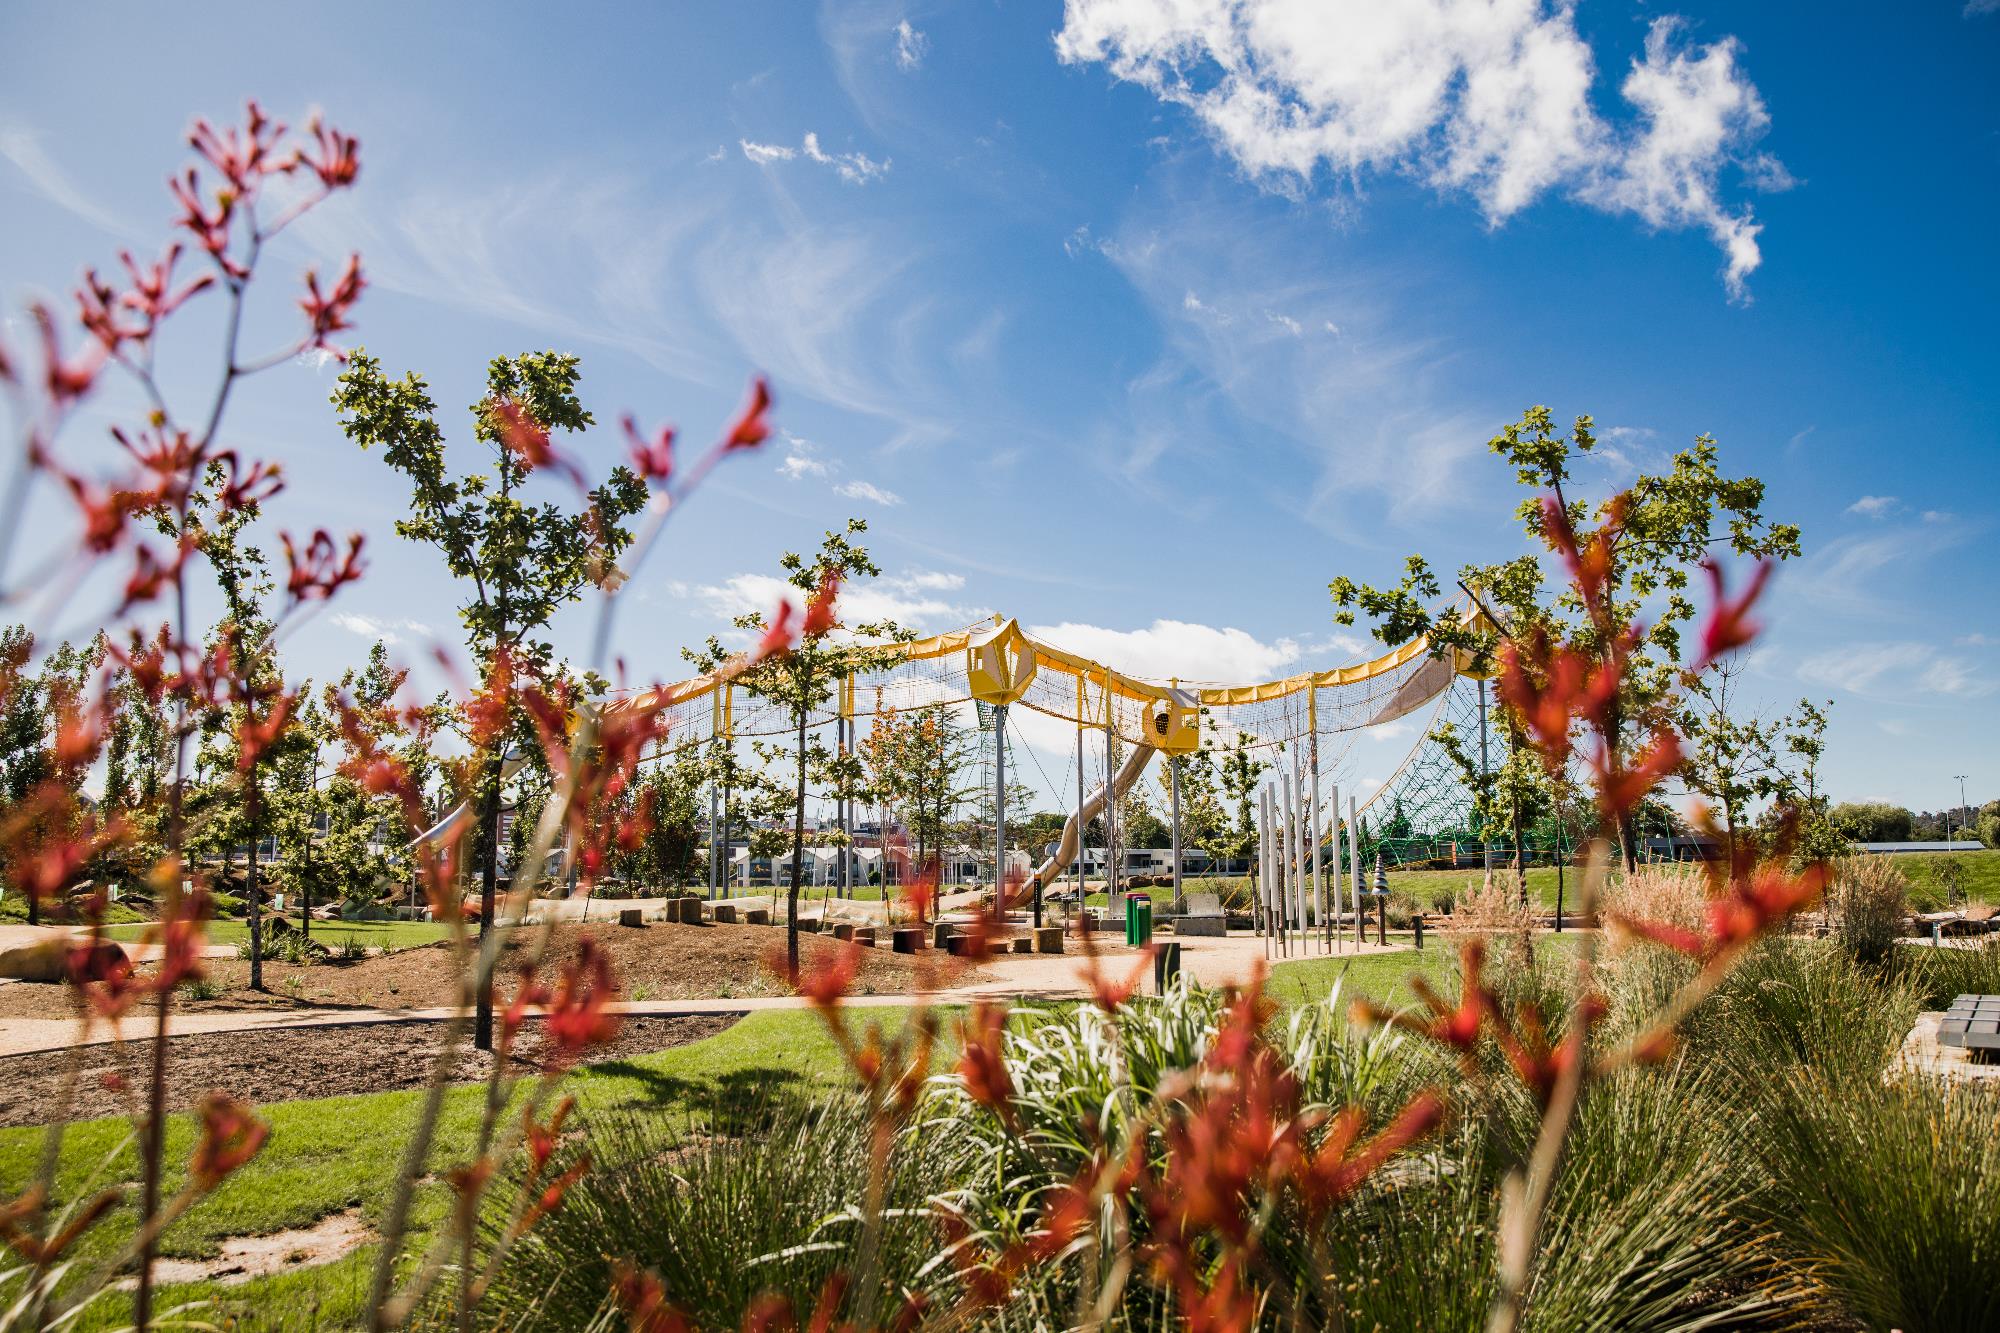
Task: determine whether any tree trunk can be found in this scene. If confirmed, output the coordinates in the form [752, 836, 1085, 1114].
[301, 762, 317, 944]
[1512, 803, 1527, 907]
[475, 747, 501, 1052]
[787, 706, 807, 980]
[247, 774, 263, 992]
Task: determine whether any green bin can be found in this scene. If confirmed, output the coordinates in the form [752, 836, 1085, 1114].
[1125, 893, 1153, 946]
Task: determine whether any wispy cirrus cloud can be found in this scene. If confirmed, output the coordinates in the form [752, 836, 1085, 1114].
[0, 123, 138, 238]
[1797, 639, 1997, 701]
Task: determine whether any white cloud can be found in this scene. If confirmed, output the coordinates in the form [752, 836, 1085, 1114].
[1920, 656, 1994, 698]
[742, 132, 890, 184]
[1967, 0, 1999, 17]
[777, 432, 831, 479]
[834, 479, 903, 505]
[739, 139, 797, 165]
[1846, 494, 1899, 518]
[1265, 310, 1303, 337]
[802, 131, 891, 184]
[1797, 640, 1997, 700]
[894, 18, 930, 70]
[1055, 3, 1782, 297]
[690, 569, 971, 634]
[1028, 618, 1306, 684]
[330, 611, 426, 646]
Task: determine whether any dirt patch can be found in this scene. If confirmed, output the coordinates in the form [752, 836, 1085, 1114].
[0, 1013, 738, 1128]
[128, 1208, 373, 1289]
[0, 920, 981, 1021]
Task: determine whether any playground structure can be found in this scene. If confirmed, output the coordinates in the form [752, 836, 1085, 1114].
[595, 613, 1521, 935]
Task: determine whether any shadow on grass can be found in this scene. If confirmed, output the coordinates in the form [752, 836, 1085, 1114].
[578, 1059, 811, 1122]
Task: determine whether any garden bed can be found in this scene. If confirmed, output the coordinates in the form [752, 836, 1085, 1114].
[0, 919, 977, 1022]
[0, 1012, 740, 1129]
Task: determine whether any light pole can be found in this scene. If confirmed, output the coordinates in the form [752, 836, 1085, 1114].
[1954, 774, 1969, 845]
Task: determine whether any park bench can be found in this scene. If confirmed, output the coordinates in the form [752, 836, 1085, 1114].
[1175, 891, 1227, 937]
[1939, 994, 2000, 1052]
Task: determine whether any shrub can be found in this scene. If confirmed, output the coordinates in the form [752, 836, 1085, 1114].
[1759, 1071, 2000, 1333]
[1600, 863, 1706, 933]
[479, 1093, 964, 1330]
[1827, 854, 1907, 967]
[1690, 938, 1919, 1083]
[178, 975, 222, 1001]
[1891, 939, 2000, 1010]
[1455, 873, 1537, 937]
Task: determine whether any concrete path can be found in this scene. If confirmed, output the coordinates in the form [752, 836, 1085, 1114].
[0, 929, 1412, 1059]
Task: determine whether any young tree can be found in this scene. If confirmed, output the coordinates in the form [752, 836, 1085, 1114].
[1677, 658, 1832, 860]
[1154, 748, 1228, 853]
[1216, 731, 1271, 866]
[609, 742, 706, 890]
[1330, 407, 1802, 869]
[0, 629, 103, 925]
[183, 493, 292, 989]
[862, 701, 974, 922]
[685, 520, 903, 976]
[334, 349, 648, 1049]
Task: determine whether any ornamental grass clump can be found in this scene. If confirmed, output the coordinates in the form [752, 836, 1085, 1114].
[1757, 1072, 2000, 1333]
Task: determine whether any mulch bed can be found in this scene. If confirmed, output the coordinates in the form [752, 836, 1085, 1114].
[0, 920, 980, 1021]
[0, 1013, 739, 1129]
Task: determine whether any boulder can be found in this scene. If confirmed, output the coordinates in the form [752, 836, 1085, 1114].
[1034, 926, 1064, 954]
[745, 908, 770, 926]
[0, 937, 129, 985]
[891, 927, 923, 954]
[619, 908, 645, 928]
[713, 904, 739, 924]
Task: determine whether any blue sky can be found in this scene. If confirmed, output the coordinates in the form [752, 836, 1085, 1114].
[1, 0, 1995, 815]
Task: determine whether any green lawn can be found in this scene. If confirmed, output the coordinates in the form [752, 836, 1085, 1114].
[101, 917, 453, 953]
[1264, 930, 1580, 1015]
[1091, 850, 2000, 914]
[0, 1008, 879, 1329]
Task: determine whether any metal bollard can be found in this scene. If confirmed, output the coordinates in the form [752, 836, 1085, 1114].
[1413, 913, 1424, 950]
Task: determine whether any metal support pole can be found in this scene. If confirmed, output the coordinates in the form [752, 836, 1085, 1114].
[1329, 783, 1343, 953]
[1291, 747, 1307, 954]
[1308, 690, 1323, 953]
[993, 702, 1009, 908]
[1260, 785, 1273, 959]
[1478, 677, 1495, 871]
[1104, 673, 1118, 916]
[1280, 768, 1295, 957]
[1169, 754, 1183, 907]
[1347, 793, 1362, 944]
[1074, 685, 1086, 915]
